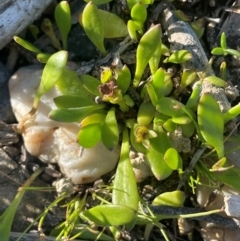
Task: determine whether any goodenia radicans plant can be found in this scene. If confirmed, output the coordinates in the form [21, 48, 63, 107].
[10, 1, 240, 240]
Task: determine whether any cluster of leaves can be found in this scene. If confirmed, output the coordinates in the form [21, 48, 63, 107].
[8, 0, 240, 240]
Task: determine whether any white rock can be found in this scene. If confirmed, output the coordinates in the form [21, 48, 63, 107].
[9, 65, 119, 184]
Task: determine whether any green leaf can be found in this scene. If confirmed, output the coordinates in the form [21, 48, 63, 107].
[173, 10, 191, 21]
[225, 48, 240, 58]
[84, 0, 112, 3]
[55, 1, 71, 50]
[36, 53, 51, 63]
[81, 113, 106, 127]
[220, 32, 227, 50]
[137, 101, 156, 126]
[190, 18, 205, 39]
[56, 70, 93, 98]
[98, 9, 128, 38]
[164, 148, 182, 170]
[82, 2, 107, 55]
[204, 76, 226, 88]
[172, 115, 192, 125]
[33, 50, 68, 109]
[152, 191, 185, 207]
[127, 20, 138, 41]
[54, 95, 95, 108]
[127, 0, 139, 9]
[133, 24, 162, 87]
[152, 68, 165, 93]
[131, 2, 147, 28]
[116, 65, 131, 94]
[164, 50, 192, 64]
[49, 104, 105, 122]
[223, 103, 240, 123]
[28, 24, 39, 40]
[220, 61, 227, 81]
[146, 83, 158, 106]
[100, 67, 112, 83]
[149, 42, 162, 74]
[77, 123, 102, 148]
[101, 107, 119, 150]
[146, 126, 173, 180]
[181, 69, 197, 88]
[211, 47, 224, 55]
[198, 94, 224, 159]
[163, 119, 177, 132]
[156, 97, 185, 117]
[181, 122, 195, 137]
[112, 127, 139, 211]
[13, 36, 42, 54]
[79, 74, 102, 96]
[81, 205, 136, 226]
[186, 81, 202, 110]
[130, 126, 147, 154]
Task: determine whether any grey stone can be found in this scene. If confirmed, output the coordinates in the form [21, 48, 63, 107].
[0, 148, 63, 232]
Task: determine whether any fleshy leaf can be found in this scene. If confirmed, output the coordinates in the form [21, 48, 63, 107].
[137, 101, 156, 126]
[164, 148, 182, 170]
[149, 43, 162, 75]
[77, 123, 102, 148]
[13, 36, 42, 54]
[198, 94, 224, 159]
[55, 1, 71, 50]
[204, 76, 226, 88]
[131, 2, 147, 29]
[130, 126, 147, 154]
[190, 18, 205, 39]
[127, 0, 139, 9]
[186, 81, 202, 110]
[116, 65, 131, 94]
[172, 115, 192, 125]
[152, 68, 165, 93]
[211, 47, 224, 55]
[146, 126, 173, 180]
[28, 24, 39, 40]
[181, 69, 197, 88]
[163, 50, 192, 64]
[133, 24, 162, 87]
[220, 32, 227, 50]
[56, 70, 93, 98]
[152, 191, 185, 207]
[81, 205, 136, 226]
[163, 119, 177, 132]
[81, 113, 106, 127]
[112, 127, 139, 211]
[98, 9, 128, 38]
[54, 95, 95, 108]
[82, 2, 107, 55]
[181, 122, 195, 137]
[223, 104, 240, 123]
[156, 97, 185, 117]
[101, 107, 119, 150]
[49, 104, 105, 122]
[79, 74, 102, 96]
[33, 50, 68, 109]
[225, 48, 240, 58]
[36, 53, 51, 63]
[84, 0, 112, 4]
[127, 20, 138, 41]
[146, 83, 158, 107]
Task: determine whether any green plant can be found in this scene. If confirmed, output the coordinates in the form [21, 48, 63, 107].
[10, 2, 240, 241]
